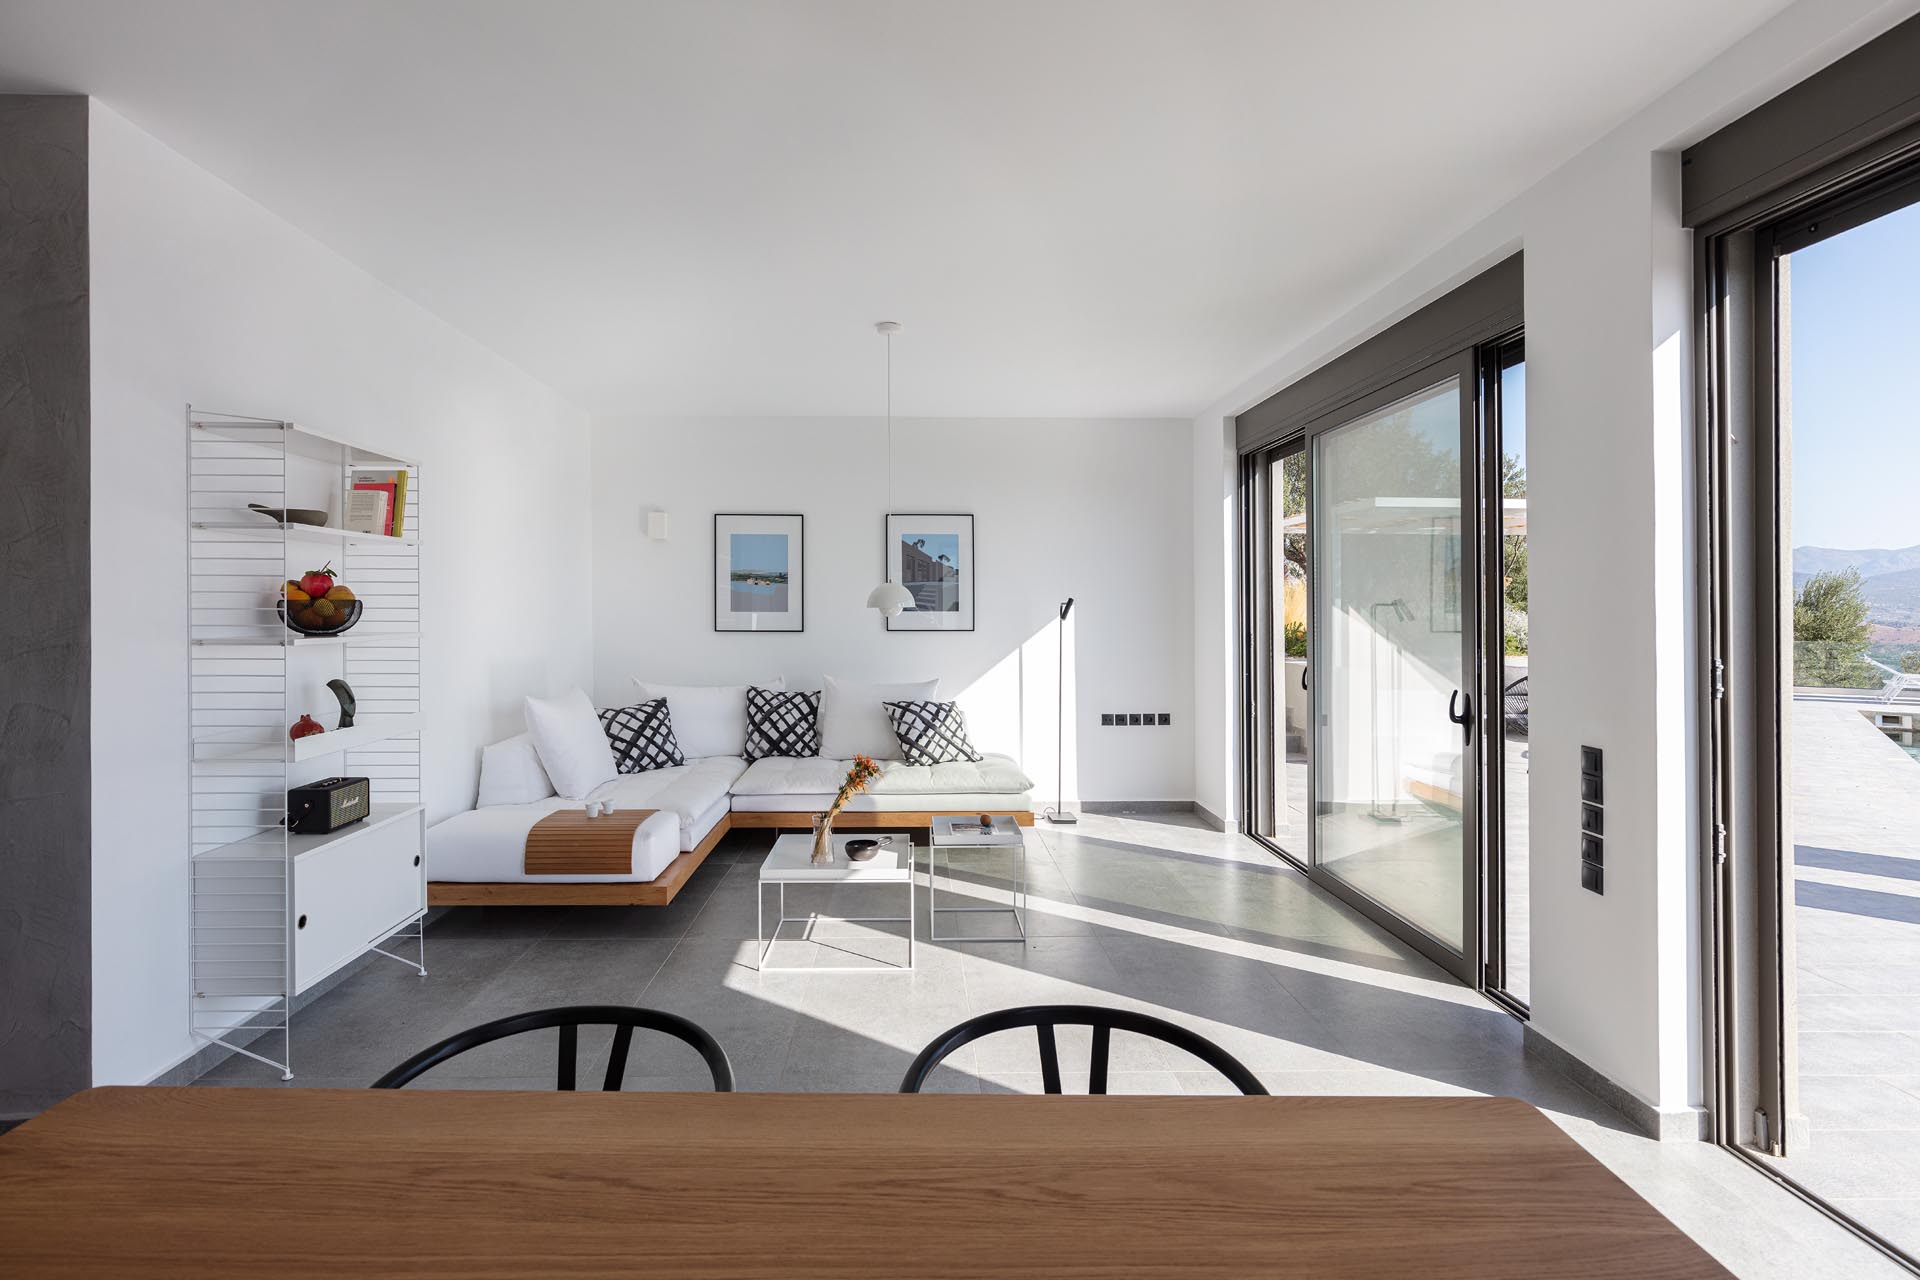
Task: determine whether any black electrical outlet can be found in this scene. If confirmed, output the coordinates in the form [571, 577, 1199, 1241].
[1582, 861, 1604, 894]
[1581, 834, 1603, 866]
[1157, 712, 1171, 726]
[1581, 804, 1604, 836]
[1101, 713, 1115, 726]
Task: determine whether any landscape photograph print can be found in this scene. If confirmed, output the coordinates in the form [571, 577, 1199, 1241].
[714, 513, 804, 631]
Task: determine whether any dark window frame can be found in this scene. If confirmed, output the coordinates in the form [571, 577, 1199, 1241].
[1692, 14, 1920, 1267]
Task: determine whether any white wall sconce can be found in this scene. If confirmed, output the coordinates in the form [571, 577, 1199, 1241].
[645, 509, 670, 541]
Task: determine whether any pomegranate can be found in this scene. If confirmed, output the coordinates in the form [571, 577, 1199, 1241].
[299, 562, 336, 597]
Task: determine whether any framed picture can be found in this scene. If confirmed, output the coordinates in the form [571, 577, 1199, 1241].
[714, 514, 804, 632]
[884, 513, 974, 632]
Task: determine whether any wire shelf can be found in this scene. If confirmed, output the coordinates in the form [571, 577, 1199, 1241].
[187, 407, 426, 1079]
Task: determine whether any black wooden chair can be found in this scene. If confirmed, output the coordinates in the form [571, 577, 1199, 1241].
[898, 1004, 1267, 1095]
[371, 1004, 734, 1091]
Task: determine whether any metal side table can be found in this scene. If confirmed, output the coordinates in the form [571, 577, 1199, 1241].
[928, 815, 1028, 943]
[757, 832, 915, 971]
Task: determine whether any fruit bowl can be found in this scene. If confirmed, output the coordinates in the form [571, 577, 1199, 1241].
[277, 597, 362, 637]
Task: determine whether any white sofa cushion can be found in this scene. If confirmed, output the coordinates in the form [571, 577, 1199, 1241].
[730, 753, 1032, 798]
[587, 754, 749, 832]
[633, 679, 783, 759]
[524, 688, 618, 800]
[476, 733, 556, 807]
[819, 675, 938, 760]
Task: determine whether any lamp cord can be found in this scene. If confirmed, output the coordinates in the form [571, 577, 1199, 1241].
[885, 330, 894, 583]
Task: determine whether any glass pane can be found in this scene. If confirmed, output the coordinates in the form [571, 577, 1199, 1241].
[1499, 356, 1530, 1003]
[1770, 193, 1920, 1249]
[1270, 449, 1310, 855]
[1313, 376, 1466, 952]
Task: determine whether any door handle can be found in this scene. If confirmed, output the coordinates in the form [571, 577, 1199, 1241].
[1300, 666, 1309, 691]
[1448, 689, 1474, 745]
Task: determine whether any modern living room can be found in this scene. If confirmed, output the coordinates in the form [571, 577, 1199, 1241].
[6, 3, 1920, 1277]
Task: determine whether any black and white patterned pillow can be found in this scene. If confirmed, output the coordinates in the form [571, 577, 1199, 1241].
[883, 700, 983, 766]
[599, 699, 685, 773]
[744, 687, 820, 762]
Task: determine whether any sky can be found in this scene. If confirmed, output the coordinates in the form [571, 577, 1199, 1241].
[730, 532, 787, 574]
[1788, 196, 1920, 551]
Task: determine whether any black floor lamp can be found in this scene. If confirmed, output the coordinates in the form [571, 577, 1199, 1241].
[1046, 598, 1077, 825]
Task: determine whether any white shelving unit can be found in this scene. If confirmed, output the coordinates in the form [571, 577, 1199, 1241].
[187, 408, 427, 1079]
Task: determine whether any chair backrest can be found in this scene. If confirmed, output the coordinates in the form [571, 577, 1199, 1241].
[898, 1004, 1267, 1095]
[371, 1004, 734, 1091]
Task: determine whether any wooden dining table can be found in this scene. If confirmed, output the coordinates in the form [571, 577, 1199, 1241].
[0, 1087, 1729, 1278]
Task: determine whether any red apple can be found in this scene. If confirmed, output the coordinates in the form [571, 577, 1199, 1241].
[289, 714, 324, 740]
[299, 562, 335, 597]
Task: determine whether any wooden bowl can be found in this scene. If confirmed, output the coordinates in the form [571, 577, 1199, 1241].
[248, 503, 330, 527]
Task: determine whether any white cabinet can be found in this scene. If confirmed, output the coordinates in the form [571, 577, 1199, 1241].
[292, 806, 425, 994]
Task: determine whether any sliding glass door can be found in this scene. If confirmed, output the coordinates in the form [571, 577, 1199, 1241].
[1245, 440, 1313, 866]
[1485, 338, 1530, 1007]
[1310, 358, 1480, 979]
[1709, 165, 1920, 1265]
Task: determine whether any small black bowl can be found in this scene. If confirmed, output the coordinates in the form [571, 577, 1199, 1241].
[276, 597, 363, 637]
[843, 838, 881, 861]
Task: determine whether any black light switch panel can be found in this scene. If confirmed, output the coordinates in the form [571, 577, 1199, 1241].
[1581, 804, 1604, 836]
[1101, 713, 1115, 726]
[1582, 861, 1604, 894]
[1127, 713, 1141, 725]
[1581, 834, 1604, 866]
[1581, 773, 1603, 804]
[1157, 713, 1171, 726]
[1581, 746, 1603, 775]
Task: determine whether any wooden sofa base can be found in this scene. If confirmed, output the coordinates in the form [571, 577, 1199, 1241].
[427, 813, 735, 907]
[427, 807, 1036, 907]
[729, 810, 1036, 830]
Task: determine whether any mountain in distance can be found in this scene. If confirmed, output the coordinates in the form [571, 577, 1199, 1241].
[1793, 543, 1920, 583]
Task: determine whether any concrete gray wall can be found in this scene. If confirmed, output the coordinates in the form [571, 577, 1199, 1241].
[0, 95, 91, 1119]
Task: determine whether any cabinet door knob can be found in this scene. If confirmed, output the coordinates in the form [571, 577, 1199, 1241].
[297, 914, 308, 930]
[413, 855, 421, 867]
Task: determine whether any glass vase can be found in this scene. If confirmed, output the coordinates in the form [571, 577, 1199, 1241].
[811, 812, 835, 864]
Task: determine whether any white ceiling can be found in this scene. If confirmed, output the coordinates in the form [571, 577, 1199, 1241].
[0, 0, 1791, 418]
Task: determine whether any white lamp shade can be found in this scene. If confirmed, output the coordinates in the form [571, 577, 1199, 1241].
[866, 581, 914, 618]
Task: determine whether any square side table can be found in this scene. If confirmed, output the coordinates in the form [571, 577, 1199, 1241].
[928, 815, 1027, 943]
[757, 832, 915, 971]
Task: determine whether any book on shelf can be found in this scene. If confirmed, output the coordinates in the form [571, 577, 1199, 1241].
[344, 486, 391, 535]
[351, 468, 409, 537]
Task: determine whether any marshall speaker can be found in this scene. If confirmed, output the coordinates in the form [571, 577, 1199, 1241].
[287, 776, 372, 835]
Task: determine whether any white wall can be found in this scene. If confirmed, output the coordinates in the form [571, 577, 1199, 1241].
[591, 416, 1192, 804]
[87, 104, 595, 1086]
[1188, 0, 1917, 1118]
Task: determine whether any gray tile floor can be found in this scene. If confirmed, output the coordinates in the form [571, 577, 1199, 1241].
[197, 812, 1901, 1278]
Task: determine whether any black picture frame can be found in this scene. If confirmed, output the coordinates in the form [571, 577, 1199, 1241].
[883, 513, 975, 632]
[713, 513, 805, 633]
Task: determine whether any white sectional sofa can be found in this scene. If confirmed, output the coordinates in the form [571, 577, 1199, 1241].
[427, 682, 1035, 906]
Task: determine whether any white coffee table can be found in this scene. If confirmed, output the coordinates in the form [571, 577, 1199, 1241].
[757, 832, 915, 971]
[928, 815, 1028, 943]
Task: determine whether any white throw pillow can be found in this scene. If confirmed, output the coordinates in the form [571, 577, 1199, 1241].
[631, 679, 782, 759]
[819, 675, 940, 760]
[523, 688, 619, 800]
[476, 732, 557, 807]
